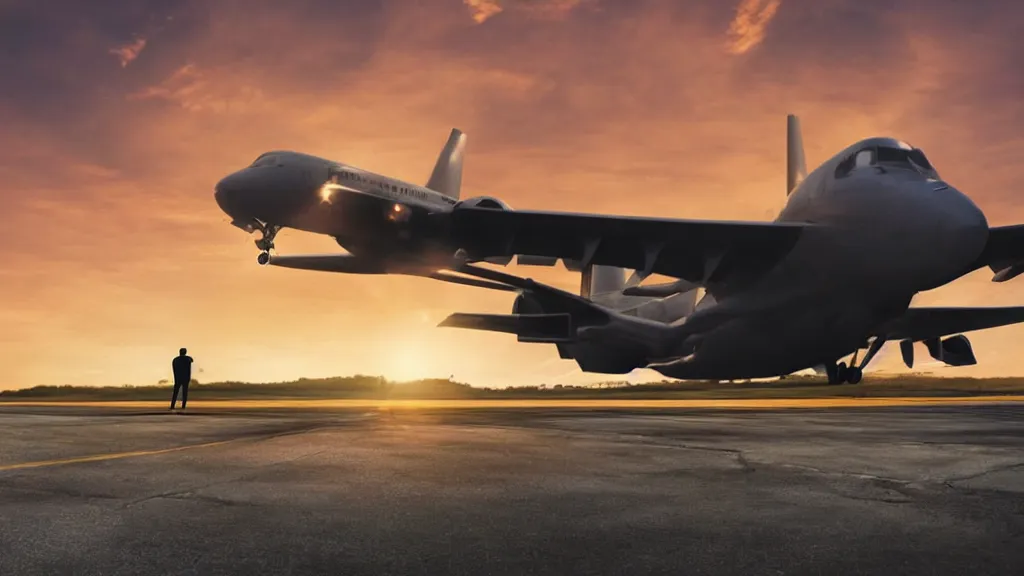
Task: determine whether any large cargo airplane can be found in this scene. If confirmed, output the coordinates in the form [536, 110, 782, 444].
[439, 116, 1024, 384]
[213, 129, 521, 291]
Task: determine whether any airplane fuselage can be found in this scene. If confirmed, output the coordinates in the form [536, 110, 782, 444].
[215, 151, 459, 267]
[653, 138, 989, 379]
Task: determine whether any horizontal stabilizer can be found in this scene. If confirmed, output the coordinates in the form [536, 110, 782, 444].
[439, 313, 573, 343]
[264, 254, 387, 274]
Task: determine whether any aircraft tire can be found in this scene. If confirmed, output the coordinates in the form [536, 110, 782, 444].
[845, 367, 863, 385]
[834, 362, 848, 385]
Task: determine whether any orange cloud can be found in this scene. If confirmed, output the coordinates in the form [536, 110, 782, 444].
[465, 0, 503, 23]
[109, 36, 147, 67]
[464, 0, 589, 24]
[521, 0, 589, 19]
[726, 0, 782, 54]
[127, 64, 267, 113]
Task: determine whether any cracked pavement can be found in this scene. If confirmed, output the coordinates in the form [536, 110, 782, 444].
[1, 404, 1023, 575]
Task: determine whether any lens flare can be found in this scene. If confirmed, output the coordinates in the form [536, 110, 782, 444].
[320, 182, 344, 203]
[388, 203, 412, 223]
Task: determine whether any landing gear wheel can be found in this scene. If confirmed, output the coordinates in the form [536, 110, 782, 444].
[254, 223, 281, 253]
[826, 362, 840, 385]
[845, 366, 863, 384]
[834, 362, 848, 386]
[257, 251, 271, 266]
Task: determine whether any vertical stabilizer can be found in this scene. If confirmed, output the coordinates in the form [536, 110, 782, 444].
[787, 114, 807, 195]
[426, 128, 466, 199]
[580, 265, 626, 300]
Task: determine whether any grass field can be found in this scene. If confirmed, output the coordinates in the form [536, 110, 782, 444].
[4, 374, 1024, 401]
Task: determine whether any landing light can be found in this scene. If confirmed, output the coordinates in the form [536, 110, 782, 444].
[389, 203, 412, 223]
[320, 183, 343, 204]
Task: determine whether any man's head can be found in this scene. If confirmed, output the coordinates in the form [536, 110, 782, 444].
[179, 348, 187, 356]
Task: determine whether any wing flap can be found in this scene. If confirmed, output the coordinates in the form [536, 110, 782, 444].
[448, 207, 808, 283]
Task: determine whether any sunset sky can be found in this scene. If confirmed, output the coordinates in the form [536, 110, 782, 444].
[3, 0, 1024, 389]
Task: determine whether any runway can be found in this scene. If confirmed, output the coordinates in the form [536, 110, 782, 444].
[5, 394, 1024, 409]
[2, 402, 1023, 575]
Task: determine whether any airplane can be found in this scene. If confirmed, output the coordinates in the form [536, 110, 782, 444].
[213, 129, 524, 291]
[437, 115, 1024, 384]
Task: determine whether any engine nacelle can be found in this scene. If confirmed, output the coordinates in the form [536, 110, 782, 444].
[924, 334, 978, 367]
[454, 196, 512, 211]
[902, 334, 978, 368]
[512, 292, 544, 315]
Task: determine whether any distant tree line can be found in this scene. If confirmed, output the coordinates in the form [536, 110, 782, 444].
[2, 373, 1022, 401]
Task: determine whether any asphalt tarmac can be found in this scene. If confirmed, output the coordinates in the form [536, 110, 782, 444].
[2, 401, 1023, 575]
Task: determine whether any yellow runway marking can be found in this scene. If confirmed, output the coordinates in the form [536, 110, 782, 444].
[3, 396, 1024, 410]
[0, 438, 240, 473]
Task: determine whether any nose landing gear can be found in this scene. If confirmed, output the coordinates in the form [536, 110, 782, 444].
[253, 222, 281, 265]
[255, 223, 280, 252]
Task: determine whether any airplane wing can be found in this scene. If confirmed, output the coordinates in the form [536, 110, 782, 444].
[980, 225, 1024, 281]
[446, 207, 811, 283]
[876, 306, 1024, 342]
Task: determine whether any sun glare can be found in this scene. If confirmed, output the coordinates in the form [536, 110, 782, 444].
[384, 343, 435, 382]
[320, 183, 342, 203]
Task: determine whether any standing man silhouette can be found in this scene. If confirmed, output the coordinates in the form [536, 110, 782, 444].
[171, 348, 194, 410]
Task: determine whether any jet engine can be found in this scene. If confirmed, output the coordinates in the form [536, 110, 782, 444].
[454, 196, 512, 211]
[899, 334, 978, 368]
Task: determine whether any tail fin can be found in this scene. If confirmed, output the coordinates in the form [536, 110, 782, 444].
[787, 114, 807, 195]
[426, 128, 466, 199]
[580, 265, 626, 300]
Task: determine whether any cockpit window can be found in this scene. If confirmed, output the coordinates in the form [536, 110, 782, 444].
[835, 145, 939, 179]
[907, 148, 933, 171]
[251, 154, 280, 168]
[876, 146, 938, 176]
[876, 146, 913, 166]
[854, 149, 873, 168]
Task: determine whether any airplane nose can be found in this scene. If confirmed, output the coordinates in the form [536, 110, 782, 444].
[939, 184, 987, 231]
[214, 172, 246, 218]
[931, 184, 989, 272]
